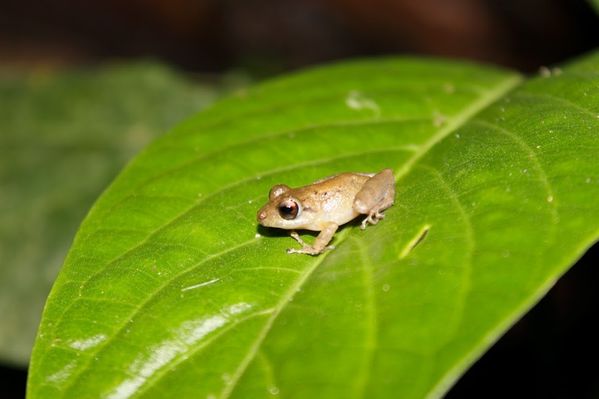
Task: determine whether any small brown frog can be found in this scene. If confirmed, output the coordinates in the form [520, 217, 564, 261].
[257, 169, 395, 255]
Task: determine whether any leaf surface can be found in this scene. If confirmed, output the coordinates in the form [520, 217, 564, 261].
[27, 53, 599, 398]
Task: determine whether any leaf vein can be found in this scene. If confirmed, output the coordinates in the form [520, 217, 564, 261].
[472, 118, 559, 228]
[352, 237, 378, 398]
[418, 165, 475, 348]
[512, 92, 599, 119]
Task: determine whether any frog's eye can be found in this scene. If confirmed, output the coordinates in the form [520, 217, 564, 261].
[278, 199, 299, 220]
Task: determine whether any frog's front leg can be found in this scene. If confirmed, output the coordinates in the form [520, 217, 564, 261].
[353, 168, 395, 230]
[287, 223, 338, 255]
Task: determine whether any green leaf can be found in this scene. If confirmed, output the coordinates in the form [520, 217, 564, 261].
[28, 52, 599, 398]
[590, 0, 599, 14]
[0, 64, 218, 365]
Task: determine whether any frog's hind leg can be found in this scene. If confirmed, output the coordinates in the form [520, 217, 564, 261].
[352, 168, 395, 230]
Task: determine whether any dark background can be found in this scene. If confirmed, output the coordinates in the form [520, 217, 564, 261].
[1, 0, 598, 73]
[1, 0, 598, 397]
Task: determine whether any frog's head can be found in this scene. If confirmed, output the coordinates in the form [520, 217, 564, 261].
[257, 184, 307, 229]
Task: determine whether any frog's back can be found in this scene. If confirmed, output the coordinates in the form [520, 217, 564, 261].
[296, 173, 371, 229]
[312, 171, 373, 184]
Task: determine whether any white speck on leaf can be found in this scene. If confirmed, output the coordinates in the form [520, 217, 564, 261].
[345, 90, 380, 116]
[228, 302, 253, 315]
[181, 278, 220, 292]
[46, 361, 77, 384]
[68, 334, 107, 351]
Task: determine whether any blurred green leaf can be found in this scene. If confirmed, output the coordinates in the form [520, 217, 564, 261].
[590, 0, 599, 14]
[0, 64, 219, 365]
[28, 52, 599, 398]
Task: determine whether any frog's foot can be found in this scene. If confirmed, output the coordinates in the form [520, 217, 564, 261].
[286, 245, 334, 256]
[287, 232, 321, 255]
[360, 210, 386, 230]
[287, 227, 337, 255]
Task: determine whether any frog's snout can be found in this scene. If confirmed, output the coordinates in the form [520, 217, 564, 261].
[257, 210, 267, 224]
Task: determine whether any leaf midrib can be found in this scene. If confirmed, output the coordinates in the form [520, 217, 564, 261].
[50, 147, 415, 396]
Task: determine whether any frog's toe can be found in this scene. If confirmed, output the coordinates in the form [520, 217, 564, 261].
[286, 246, 321, 255]
[361, 212, 385, 229]
[287, 247, 304, 255]
[360, 219, 368, 230]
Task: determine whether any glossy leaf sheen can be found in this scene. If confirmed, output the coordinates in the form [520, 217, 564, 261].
[28, 54, 599, 398]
